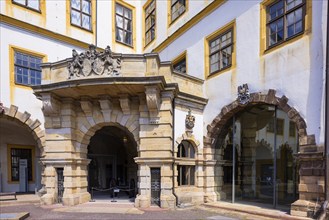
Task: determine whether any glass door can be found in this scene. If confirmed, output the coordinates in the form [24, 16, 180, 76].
[220, 104, 299, 210]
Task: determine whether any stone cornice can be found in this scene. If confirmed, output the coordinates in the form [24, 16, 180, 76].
[32, 76, 167, 93]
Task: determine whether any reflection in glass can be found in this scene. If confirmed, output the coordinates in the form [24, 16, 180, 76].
[215, 105, 298, 210]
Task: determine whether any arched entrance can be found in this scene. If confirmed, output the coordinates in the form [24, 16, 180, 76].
[87, 125, 138, 202]
[205, 89, 309, 211]
[0, 105, 44, 193]
[216, 104, 299, 209]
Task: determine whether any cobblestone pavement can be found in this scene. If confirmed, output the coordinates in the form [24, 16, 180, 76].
[0, 203, 276, 220]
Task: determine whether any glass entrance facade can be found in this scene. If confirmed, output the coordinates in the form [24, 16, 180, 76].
[218, 105, 299, 210]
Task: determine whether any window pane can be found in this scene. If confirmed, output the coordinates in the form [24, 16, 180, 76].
[13, 0, 25, 6]
[82, 0, 91, 14]
[15, 53, 23, 65]
[124, 19, 132, 31]
[295, 20, 302, 33]
[71, 10, 81, 26]
[125, 32, 132, 45]
[15, 67, 23, 84]
[124, 8, 132, 19]
[190, 167, 195, 185]
[286, 0, 303, 11]
[22, 54, 29, 67]
[82, 14, 91, 30]
[71, 0, 81, 10]
[116, 29, 124, 42]
[116, 4, 123, 15]
[27, 0, 39, 10]
[295, 7, 303, 21]
[116, 16, 123, 29]
[287, 12, 295, 26]
[269, 0, 284, 20]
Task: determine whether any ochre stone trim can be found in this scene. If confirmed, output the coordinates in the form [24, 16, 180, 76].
[205, 89, 309, 148]
[1, 104, 45, 152]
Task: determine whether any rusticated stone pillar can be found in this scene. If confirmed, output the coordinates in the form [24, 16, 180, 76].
[291, 135, 325, 218]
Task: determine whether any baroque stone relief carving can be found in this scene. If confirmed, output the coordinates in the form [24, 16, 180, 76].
[237, 83, 250, 105]
[185, 109, 195, 135]
[68, 45, 121, 79]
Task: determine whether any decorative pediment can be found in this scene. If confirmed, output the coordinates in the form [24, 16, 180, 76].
[68, 45, 121, 79]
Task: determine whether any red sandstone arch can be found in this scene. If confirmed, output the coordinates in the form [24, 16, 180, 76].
[204, 89, 311, 149]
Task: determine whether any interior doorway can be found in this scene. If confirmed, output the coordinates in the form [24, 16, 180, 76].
[87, 125, 138, 202]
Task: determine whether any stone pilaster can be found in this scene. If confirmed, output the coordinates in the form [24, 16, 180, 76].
[291, 135, 325, 218]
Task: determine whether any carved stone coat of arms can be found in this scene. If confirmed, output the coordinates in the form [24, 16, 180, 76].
[68, 45, 121, 79]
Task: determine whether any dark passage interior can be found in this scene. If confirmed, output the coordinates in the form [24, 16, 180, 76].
[87, 125, 138, 201]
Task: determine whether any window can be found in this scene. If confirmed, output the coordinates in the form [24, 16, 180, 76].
[71, 0, 92, 30]
[289, 121, 296, 137]
[10, 148, 33, 181]
[12, 0, 40, 11]
[173, 58, 186, 74]
[267, 0, 305, 47]
[177, 140, 195, 186]
[177, 165, 195, 186]
[116, 3, 133, 46]
[145, 0, 156, 46]
[14, 51, 42, 86]
[209, 29, 233, 74]
[171, 0, 186, 22]
[177, 140, 195, 158]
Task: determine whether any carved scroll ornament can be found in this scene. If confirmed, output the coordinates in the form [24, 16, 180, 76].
[42, 93, 61, 116]
[68, 45, 121, 79]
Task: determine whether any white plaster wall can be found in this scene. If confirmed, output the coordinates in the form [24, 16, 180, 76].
[96, 0, 113, 49]
[159, 0, 256, 79]
[0, 24, 87, 126]
[159, 0, 325, 145]
[174, 108, 204, 150]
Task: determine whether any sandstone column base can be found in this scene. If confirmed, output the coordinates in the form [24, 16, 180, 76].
[204, 192, 217, 203]
[291, 199, 319, 218]
[62, 194, 80, 206]
[79, 192, 91, 204]
[160, 194, 176, 209]
[40, 193, 55, 205]
[135, 195, 150, 208]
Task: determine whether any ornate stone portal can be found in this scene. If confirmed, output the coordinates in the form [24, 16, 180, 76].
[32, 45, 207, 208]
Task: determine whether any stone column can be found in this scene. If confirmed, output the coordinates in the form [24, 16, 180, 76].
[203, 139, 217, 203]
[291, 135, 325, 218]
[40, 165, 56, 205]
[135, 88, 176, 209]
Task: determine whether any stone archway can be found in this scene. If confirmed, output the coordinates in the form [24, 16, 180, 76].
[0, 104, 45, 192]
[203, 89, 325, 217]
[1, 104, 45, 152]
